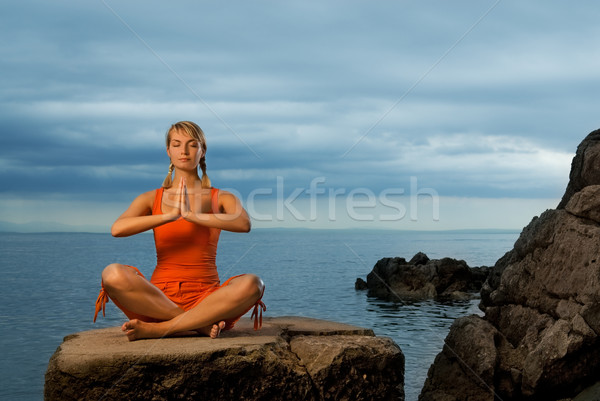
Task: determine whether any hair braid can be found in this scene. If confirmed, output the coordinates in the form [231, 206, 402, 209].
[199, 156, 211, 189]
[162, 162, 174, 188]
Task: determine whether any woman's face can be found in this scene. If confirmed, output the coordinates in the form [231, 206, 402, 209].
[166, 129, 204, 170]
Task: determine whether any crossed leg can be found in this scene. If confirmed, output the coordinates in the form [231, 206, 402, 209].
[101, 263, 264, 341]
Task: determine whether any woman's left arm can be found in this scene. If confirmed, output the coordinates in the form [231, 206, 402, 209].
[182, 189, 251, 233]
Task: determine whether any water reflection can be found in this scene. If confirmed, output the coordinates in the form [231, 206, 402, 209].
[363, 295, 483, 401]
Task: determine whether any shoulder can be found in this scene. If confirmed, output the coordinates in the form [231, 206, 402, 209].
[214, 189, 243, 210]
[214, 189, 239, 201]
[117, 188, 158, 218]
[133, 189, 159, 208]
[143, 188, 160, 201]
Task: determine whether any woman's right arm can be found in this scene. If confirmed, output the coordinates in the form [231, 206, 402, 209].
[111, 190, 176, 237]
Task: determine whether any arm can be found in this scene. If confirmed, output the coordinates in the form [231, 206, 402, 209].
[111, 190, 176, 237]
[182, 188, 251, 233]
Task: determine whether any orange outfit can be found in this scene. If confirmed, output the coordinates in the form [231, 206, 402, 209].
[94, 187, 265, 331]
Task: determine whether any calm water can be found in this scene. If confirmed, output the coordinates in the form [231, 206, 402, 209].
[0, 229, 518, 401]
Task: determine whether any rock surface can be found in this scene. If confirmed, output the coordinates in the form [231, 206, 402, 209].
[558, 129, 600, 209]
[420, 129, 600, 401]
[356, 252, 490, 300]
[45, 316, 405, 401]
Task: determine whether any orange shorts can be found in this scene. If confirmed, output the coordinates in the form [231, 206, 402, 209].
[94, 266, 265, 331]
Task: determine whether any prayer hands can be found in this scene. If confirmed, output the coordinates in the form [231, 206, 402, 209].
[163, 177, 192, 222]
[177, 177, 192, 220]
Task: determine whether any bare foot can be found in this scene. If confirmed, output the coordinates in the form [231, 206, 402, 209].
[121, 319, 168, 341]
[122, 319, 226, 341]
[211, 321, 226, 338]
[197, 321, 226, 339]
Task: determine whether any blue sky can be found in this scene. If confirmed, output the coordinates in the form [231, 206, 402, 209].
[1, 1, 598, 231]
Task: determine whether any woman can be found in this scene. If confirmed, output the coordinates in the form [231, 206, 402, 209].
[94, 121, 265, 341]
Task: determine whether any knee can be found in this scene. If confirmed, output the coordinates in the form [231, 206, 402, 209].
[101, 264, 134, 292]
[238, 274, 264, 300]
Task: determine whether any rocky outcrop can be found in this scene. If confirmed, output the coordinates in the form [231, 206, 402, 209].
[420, 129, 600, 401]
[558, 129, 600, 209]
[355, 252, 491, 301]
[45, 316, 404, 401]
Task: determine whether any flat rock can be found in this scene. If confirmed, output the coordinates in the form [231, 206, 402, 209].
[45, 316, 404, 401]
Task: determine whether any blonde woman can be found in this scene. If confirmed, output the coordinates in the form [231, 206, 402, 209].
[94, 121, 265, 341]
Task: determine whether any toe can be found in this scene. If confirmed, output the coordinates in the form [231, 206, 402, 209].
[210, 321, 226, 339]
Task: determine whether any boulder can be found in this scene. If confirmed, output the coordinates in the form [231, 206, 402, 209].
[45, 316, 404, 401]
[420, 129, 600, 401]
[355, 253, 490, 301]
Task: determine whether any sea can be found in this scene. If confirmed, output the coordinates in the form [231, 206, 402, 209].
[0, 228, 520, 401]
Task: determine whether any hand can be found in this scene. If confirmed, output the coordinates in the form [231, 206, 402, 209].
[178, 177, 192, 220]
[162, 177, 191, 222]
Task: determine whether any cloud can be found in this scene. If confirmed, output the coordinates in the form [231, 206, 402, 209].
[0, 0, 598, 229]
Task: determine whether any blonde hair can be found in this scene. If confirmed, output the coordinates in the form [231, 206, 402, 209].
[162, 121, 211, 189]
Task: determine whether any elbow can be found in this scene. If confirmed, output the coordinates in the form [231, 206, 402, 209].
[111, 224, 125, 237]
[240, 219, 251, 233]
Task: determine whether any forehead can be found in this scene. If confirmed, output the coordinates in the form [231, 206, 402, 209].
[169, 129, 198, 142]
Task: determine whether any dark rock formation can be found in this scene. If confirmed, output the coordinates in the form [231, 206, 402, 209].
[45, 316, 404, 401]
[355, 252, 491, 301]
[558, 128, 600, 209]
[420, 129, 600, 401]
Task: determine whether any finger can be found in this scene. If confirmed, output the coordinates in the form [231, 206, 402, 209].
[178, 177, 184, 196]
[180, 181, 187, 214]
[184, 187, 190, 214]
[172, 177, 183, 213]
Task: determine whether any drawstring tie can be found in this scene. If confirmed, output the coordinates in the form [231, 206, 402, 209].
[251, 300, 266, 330]
[94, 283, 109, 323]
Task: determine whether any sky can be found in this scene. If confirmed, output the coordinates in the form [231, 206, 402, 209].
[0, 1, 599, 231]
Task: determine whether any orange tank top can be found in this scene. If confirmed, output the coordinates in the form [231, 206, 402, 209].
[150, 187, 221, 284]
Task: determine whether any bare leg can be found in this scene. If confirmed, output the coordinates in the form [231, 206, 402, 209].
[122, 274, 264, 341]
[102, 263, 183, 320]
[103, 264, 227, 338]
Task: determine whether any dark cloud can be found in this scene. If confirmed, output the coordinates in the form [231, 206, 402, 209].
[0, 0, 598, 227]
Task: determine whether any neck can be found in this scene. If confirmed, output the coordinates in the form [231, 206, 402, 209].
[172, 170, 201, 185]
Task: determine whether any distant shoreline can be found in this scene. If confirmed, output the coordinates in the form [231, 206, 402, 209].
[0, 222, 521, 236]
